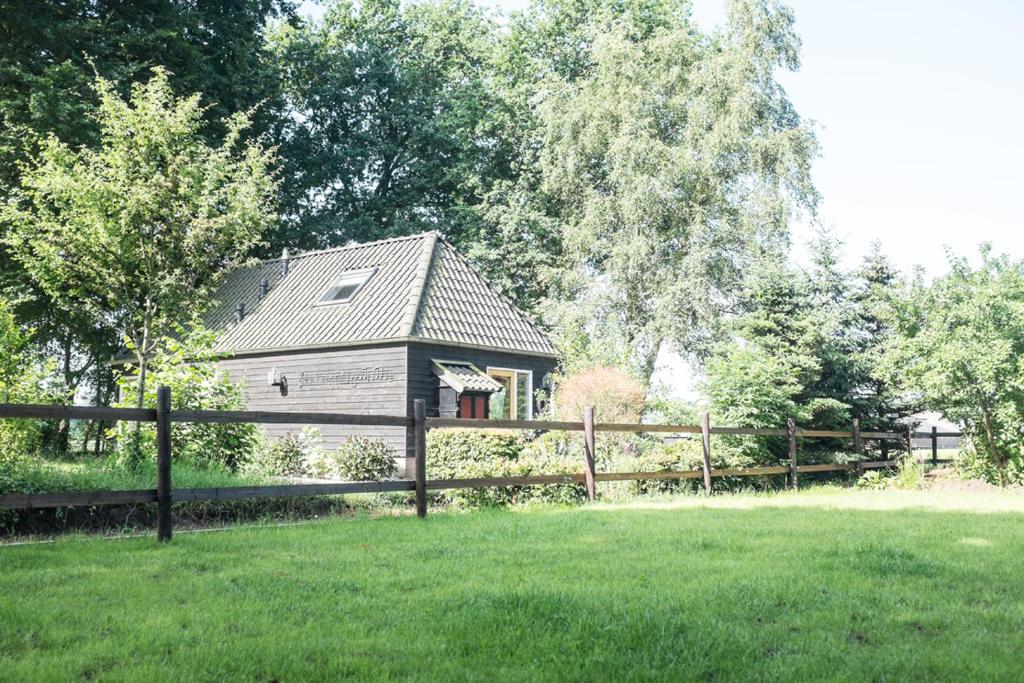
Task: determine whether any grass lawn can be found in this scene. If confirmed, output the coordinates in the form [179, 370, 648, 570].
[3, 487, 1024, 681]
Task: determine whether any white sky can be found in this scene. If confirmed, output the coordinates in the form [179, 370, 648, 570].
[298, 0, 1024, 399]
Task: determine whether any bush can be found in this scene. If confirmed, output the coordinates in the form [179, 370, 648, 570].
[112, 326, 260, 470]
[308, 437, 397, 481]
[245, 428, 324, 478]
[427, 429, 528, 507]
[554, 366, 646, 423]
[516, 431, 588, 504]
[0, 299, 57, 467]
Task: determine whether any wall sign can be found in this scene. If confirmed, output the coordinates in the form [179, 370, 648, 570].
[298, 366, 396, 387]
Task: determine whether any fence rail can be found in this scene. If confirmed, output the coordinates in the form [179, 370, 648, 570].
[0, 391, 961, 540]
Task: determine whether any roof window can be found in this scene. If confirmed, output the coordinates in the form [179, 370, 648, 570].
[318, 267, 376, 304]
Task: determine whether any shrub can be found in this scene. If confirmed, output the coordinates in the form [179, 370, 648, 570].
[0, 300, 57, 467]
[245, 427, 324, 478]
[308, 437, 397, 481]
[427, 429, 528, 507]
[516, 431, 588, 504]
[555, 366, 646, 423]
[112, 326, 260, 470]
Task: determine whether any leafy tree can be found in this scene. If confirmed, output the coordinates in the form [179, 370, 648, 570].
[268, 0, 500, 252]
[535, 0, 818, 381]
[0, 0, 293, 191]
[3, 70, 277, 462]
[884, 247, 1024, 482]
[1, 1, 293, 448]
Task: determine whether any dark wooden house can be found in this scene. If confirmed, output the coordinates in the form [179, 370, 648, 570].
[206, 232, 558, 474]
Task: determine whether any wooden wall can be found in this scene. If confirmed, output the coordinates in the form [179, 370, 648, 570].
[405, 341, 557, 419]
[218, 344, 410, 473]
[219, 342, 558, 477]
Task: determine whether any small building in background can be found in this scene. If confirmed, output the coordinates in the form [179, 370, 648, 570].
[206, 232, 558, 475]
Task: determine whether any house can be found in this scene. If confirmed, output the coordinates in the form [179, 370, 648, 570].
[205, 231, 558, 475]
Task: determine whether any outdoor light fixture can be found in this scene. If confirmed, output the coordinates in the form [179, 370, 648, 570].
[267, 367, 288, 396]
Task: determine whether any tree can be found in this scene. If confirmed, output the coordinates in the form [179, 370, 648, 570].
[535, 0, 818, 382]
[851, 243, 917, 433]
[0, 1, 294, 449]
[884, 247, 1024, 482]
[268, 0, 500, 252]
[3, 69, 277, 463]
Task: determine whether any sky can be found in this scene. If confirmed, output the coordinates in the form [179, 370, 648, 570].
[299, 0, 1024, 396]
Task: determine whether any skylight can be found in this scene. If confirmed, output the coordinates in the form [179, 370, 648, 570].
[318, 267, 376, 304]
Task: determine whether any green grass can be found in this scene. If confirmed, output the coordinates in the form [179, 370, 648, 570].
[3, 487, 1024, 681]
[3, 456, 267, 493]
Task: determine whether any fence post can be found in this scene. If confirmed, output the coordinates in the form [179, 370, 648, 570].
[931, 426, 938, 466]
[700, 412, 712, 495]
[156, 385, 173, 542]
[852, 418, 863, 476]
[787, 418, 798, 490]
[414, 399, 427, 518]
[583, 406, 597, 501]
[908, 424, 915, 463]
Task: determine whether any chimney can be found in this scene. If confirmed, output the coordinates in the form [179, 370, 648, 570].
[281, 248, 290, 277]
[259, 277, 269, 300]
[234, 302, 245, 324]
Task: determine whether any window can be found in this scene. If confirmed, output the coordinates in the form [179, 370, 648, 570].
[318, 268, 376, 304]
[486, 368, 533, 420]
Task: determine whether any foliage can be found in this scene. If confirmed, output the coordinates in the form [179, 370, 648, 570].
[0, 1, 292, 448]
[0, 299, 57, 467]
[854, 458, 924, 491]
[883, 247, 1024, 483]
[853, 470, 888, 491]
[3, 69, 278, 437]
[308, 437, 398, 482]
[516, 431, 588, 504]
[268, 0, 501, 252]
[704, 230, 916, 466]
[111, 326, 260, 471]
[245, 427, 326, 479]
[537, 0, 818, 380]
[554, 366, 646, 423]
[426, 429, 529, 507]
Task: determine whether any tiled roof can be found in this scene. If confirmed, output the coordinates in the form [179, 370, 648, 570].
[206, 232, 557, 358]
[432, 361, 504, 394]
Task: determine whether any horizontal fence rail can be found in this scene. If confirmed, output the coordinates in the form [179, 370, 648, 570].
[0, 393, 961, 540]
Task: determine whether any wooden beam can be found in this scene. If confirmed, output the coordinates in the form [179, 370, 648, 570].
[414, 399, 427, 518]
[172, 481, 415, 502]
[171, 409, 413, 427]
[583, 406, 597, 501]
[700, 412, 712, 495]
[0, 403, 156, 422]
[426, 474, 584, 489]
[0, 489, 157, 509]
[426, 417, 585, 431]
[787, 418, 798, 490]
[156, 386, 173, 542]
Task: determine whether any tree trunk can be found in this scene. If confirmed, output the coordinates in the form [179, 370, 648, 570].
[56, 335, 73, 456]
[978, 397, 1005, 483]
[129, 351, 148, 469]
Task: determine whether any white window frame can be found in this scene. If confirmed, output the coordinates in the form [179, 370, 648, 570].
[486, 366, 533, 420]
[316, 267, 377, 306]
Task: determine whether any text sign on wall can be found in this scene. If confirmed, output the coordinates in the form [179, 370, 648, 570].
[298, 366, 397, 387]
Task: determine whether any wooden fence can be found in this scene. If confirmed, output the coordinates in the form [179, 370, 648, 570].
[0, 388, 960, 541]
